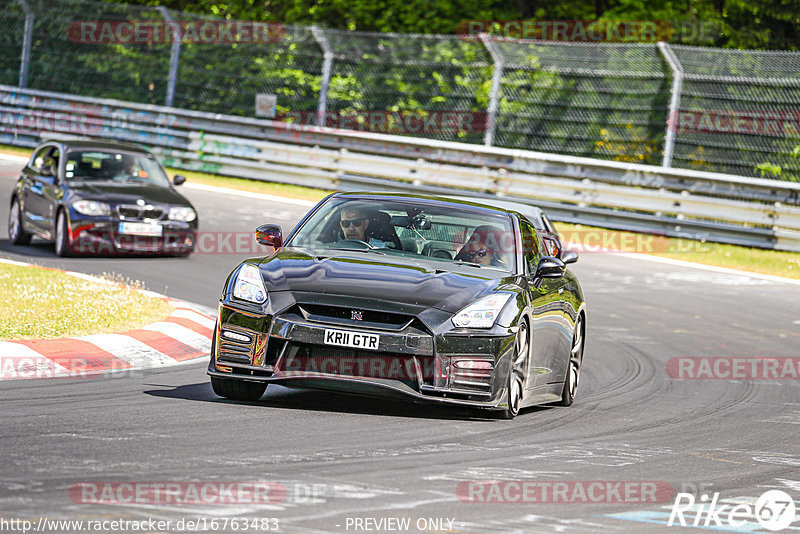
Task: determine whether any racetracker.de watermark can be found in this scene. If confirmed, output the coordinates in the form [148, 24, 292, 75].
[69, 482, 287, 505]
[69, 20, 285, 44]
[456, 20, 673, 42]
[666, 357, 800, 380]
[0, 356, 139, 380]
[275, 110, 488, 135]
[456, 481, 674, 503]
[669, 110, 800, 136]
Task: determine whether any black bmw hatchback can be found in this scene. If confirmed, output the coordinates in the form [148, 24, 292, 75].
[7, 139, 197, 256]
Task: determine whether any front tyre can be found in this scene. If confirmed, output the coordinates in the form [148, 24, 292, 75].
[502, 320, 530, 419]
[559, 314, 584, 406]
[54, 209, 73, 257]
[211, 376, 267, 401]
[8, 197, 32, 246]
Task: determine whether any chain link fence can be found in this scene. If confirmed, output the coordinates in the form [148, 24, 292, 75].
[668, 45, 800, 180]
[1, 0, 799, 180]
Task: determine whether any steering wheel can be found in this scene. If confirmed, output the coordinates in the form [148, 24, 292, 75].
[333, 239, 376, 250]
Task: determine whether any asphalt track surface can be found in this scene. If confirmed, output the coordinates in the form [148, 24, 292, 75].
[1, 156, 799, 533]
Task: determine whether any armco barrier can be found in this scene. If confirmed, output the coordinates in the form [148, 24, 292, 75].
[1, 84, 800, 251]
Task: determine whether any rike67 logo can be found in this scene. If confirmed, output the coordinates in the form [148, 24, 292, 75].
[669, 490, 796, 531]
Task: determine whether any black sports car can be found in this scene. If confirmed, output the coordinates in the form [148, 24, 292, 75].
[208, 192, 586, 418]
[7, 139, 197, 256]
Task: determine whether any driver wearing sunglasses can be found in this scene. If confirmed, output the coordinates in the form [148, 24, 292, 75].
[339, 208, 390, 248]
[456, 225, 510, 267]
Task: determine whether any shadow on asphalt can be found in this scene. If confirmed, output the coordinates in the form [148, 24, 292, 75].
[0, 238, 192, 260]
[143, 381, 550, 421]
[0, 238, 58, 258]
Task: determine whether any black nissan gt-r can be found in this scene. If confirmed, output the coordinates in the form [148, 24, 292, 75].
[7, 139, 197, 256]
[208, 192, 586, 418]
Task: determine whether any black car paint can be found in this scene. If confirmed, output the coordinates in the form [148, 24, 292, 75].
[10, 140, 197, 255]
[208, 193, 586, 413]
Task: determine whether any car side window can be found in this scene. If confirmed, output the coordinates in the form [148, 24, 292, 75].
[519, 219, 541, 275]
[31, 146, 52, 171]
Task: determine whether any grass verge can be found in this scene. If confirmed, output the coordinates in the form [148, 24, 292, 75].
[0, 144, 797, 279]
[0, 263, 174, 340]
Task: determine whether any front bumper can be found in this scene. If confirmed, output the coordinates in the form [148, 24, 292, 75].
[207, 299, 517, 410]
[68, 220, 195, 255]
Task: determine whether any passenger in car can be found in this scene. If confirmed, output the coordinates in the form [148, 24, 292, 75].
[455, 225, 510, 268]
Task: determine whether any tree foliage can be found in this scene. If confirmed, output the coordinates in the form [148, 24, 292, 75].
[108, 0, 800, 50]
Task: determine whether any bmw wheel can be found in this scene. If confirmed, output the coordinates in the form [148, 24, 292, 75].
[54, 209, 73, 257]
[8, 197, 32, 246]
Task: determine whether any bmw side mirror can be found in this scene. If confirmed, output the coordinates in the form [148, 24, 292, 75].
[561, 249, 579, 265]
[255, 224, 282, 249]
[172, 175, 186, 186]
[534, 256, 566, 279]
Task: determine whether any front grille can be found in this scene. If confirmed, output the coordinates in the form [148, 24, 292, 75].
[117, 205, 164, 220]
[278, 343, 434, 385]
[297, 304, 415, 332]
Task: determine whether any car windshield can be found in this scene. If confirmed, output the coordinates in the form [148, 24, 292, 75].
[64, 150, 171, 187]
[287, 197, 516, 272]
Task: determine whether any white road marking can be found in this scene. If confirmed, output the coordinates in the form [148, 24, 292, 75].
[184, 182, 317, 207]
[618, 252, 800, 286]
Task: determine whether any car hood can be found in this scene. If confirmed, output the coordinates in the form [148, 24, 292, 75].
[258, 248, 512, 313]
[66, 182, 191, 206]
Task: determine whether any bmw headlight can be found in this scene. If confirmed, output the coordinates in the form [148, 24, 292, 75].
[72, 200, 110, 216]
[452, 293, 513, 329]
[232, 264, 267, 304]
[168, 207, 197, 222]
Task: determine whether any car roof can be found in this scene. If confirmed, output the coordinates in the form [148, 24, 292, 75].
[39, 138, 151, 154]
[333, 191, 544, 221]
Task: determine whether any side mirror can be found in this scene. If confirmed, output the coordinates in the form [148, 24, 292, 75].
[534, 256, 566, 279]
[561, 249, 579, 265]
[40, 164, 55, 177]
[172, 175, 186, 186]
[255, 224, 282, 249]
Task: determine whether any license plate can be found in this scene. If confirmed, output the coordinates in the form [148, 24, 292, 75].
[324, 329, 379, 350]
[118, 222, 163, 237]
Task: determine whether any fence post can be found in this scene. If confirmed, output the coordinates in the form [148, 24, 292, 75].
[17, 0, 33, 88]
[480, 33, 503, 147]
[657, 42, 683, 168]
[311, 26, 333, 127]
[157, 6, 181, 107]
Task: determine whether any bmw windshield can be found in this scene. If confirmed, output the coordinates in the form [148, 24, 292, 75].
[64, 150, 172, 187]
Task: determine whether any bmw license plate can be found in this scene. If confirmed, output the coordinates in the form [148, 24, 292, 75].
[118, 222, 163, 237]
[324, 329, 379, 350]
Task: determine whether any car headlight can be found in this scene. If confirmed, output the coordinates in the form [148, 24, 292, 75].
[168, 207, 197, 222]
[232, 264, 267, 304]
[72, 200, 110, 216]
[452, 293, 513, 329]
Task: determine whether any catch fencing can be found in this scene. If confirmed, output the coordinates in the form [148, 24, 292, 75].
[2, 85, 799, 252]
[1, 0, 799, 179]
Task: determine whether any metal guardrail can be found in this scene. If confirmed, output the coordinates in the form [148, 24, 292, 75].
[1, 84, 800, 252]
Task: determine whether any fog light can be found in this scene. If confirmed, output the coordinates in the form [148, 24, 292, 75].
[453, 359, 494, 370]
[221, 330, 252, 343]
